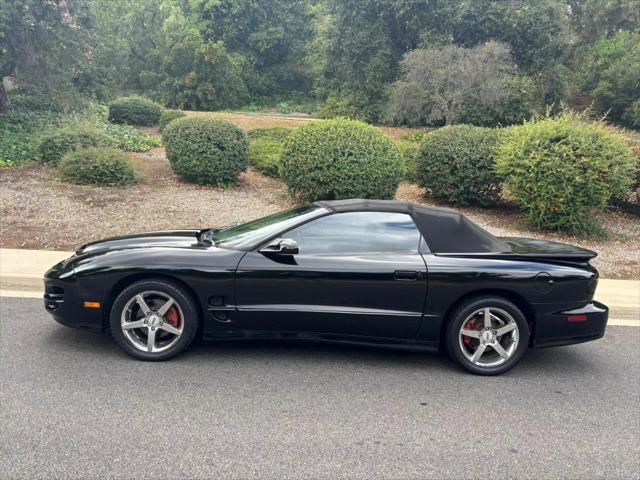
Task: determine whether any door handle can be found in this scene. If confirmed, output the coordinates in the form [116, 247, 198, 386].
[394, 270, 420, 281]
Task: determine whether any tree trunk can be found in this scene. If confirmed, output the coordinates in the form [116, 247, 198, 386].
[0, 82, 10, 113]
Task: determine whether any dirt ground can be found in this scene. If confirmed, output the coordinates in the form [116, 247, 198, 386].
[1, 151, 638, 278]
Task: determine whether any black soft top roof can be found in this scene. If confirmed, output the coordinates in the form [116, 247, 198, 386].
[315, 199, 511, 254]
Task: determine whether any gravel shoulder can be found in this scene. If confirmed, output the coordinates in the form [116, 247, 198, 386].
[0, 161, 293, 251]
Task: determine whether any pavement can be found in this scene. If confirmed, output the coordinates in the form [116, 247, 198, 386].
[1, 248, 638, 325]
[1, 296, 639, 479]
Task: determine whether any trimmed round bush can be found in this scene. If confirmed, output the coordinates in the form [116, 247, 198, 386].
[38, 124, 113, 166]
[108, 96, 163, 126]
[159, 109, 186, 132]
[58, 147, 140, 186]
[280, 119, 403, 200]
[162, 116, 248, 186]
[416, 125, 500, 206]
[495, 116, 636, 233]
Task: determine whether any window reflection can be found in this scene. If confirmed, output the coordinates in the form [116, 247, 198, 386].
[283, 212, 421, 254]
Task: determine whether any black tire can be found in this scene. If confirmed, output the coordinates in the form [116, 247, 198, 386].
[446, 296, 530, 375]
[109, 279, 199, 361]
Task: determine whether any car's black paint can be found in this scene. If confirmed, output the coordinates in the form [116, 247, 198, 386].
[44, 201, 608, 353]
[235, 251, 428, 339]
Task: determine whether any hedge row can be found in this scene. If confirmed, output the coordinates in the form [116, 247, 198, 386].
[40, 106, 637, 233]
[408, 116, 636, 234]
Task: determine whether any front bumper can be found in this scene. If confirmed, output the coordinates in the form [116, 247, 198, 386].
[44, 275, 105, 333]
[532, 301, 608, 348]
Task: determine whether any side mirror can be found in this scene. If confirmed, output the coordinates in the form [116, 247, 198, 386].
[260, 238, 299, 255]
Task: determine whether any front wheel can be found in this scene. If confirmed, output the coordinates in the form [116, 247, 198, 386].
[109, 279, 199, 361]
[446, 296, 530, 375]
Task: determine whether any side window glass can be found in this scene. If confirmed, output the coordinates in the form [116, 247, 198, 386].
[282, 212, 421, 254]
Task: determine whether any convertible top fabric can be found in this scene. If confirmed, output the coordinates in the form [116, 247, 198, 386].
[315, 199, 511, 254]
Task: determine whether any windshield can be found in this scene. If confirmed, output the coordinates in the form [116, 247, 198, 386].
[212, 205, 328, 250]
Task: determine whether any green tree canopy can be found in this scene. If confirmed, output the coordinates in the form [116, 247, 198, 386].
[0, 0, 92, 111]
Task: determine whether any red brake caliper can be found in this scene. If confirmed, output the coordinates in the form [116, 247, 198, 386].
[463, 320, 475, 345]
[164, 306, 181, 328]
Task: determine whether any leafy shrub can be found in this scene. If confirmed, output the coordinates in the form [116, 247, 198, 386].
[108, 96, 163, 126]
[280, 118, 403, 200]
[458, 76, 540, 127]
[399, 131, 430, 143]
[162, 117, 248, 186]
[576, 31, 640, 128]
[623, 100, 640, 130]
[390, 42, 517, 126]
[416, 126, 500, 206]
[58, 147, 140, 186]
[102, 123, 161, 152]
[394, 140, 420, 182]
[159, 109, 186, 132]
[0, 108, 60, 167]
[248, 128, 291, 177]
[495, 115, 636, 233]
[316, 95, 380, 122]
[276, 102, 291, 114]
[393, 131, 433, 182]
[38, 123, 113, 165]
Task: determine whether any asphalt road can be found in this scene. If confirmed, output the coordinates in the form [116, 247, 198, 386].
[1, 297, 639, 480]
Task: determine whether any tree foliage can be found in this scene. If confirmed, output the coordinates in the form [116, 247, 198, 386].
[1, 0, 639, 130]
[390, 42, 517, 126]
[568, 0, 640, 42]
[575, 31, 640, 128]
[0, 0, 92, 111]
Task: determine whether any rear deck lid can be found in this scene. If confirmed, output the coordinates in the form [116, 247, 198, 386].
[499, 237, 597, 262]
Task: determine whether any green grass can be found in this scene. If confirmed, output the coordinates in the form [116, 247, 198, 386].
[247, 127, 292, 177]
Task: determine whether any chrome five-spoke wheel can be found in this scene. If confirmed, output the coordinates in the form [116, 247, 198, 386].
[121, 291, 184, 353]
[447, 296, 529, 375]
[458, 307, 519, 368]
[110, 279, 199, 361]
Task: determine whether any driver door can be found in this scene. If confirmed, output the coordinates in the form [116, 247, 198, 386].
[234, 211, 428, 339]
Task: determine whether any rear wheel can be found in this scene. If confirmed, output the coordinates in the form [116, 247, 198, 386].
[446, 296, 529, 375]
[109, 279, 199, 361]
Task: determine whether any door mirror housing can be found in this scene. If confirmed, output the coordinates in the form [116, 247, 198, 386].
[260, 238, 299, 255]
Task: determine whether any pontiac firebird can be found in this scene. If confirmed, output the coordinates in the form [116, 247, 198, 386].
[44, 199, 608, 375]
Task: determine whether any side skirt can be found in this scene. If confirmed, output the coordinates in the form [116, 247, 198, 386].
[202, 329, 439, 352]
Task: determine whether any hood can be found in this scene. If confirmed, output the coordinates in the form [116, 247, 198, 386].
[76, 230, 205, 255]
[499, 237, 597, 262]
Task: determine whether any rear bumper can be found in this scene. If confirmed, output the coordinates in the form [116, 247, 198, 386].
[532, 301, 608, 348]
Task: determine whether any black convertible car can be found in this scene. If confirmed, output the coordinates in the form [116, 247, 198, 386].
[44, 199, 608, 375]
